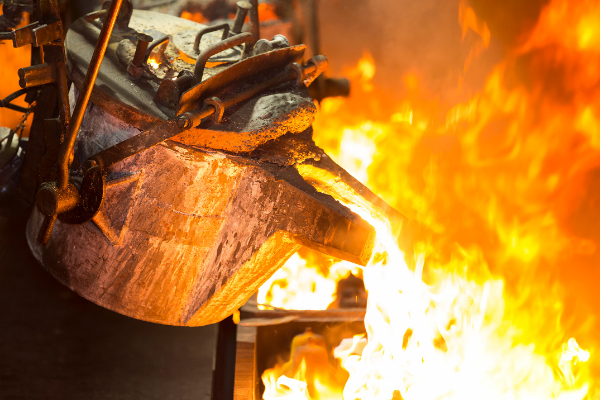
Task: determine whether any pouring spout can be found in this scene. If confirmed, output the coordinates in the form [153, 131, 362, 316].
[248, 129, 412, 264]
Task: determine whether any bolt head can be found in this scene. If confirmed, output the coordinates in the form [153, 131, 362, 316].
[177, 116, 191, 129]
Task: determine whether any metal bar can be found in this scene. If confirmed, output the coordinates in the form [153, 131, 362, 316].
[43, 44, 72, 132]
[248, 0, 259, 43]
[37, 213, 57, 243]
[0, 88, 30, 106]
[84, 9, 108, 22]
[211, 316, 237, 400]
[56, 0, 124, 190]
[221, 62, 317, 109]
[2, 103, 31, 113]
[18, 63, 56, 88]
[194, 23, 231, 54]
[90, 106, 215, 169]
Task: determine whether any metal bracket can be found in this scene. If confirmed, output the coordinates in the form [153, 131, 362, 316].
[12, 20, 63, 48]
[18, 63, 57, 88]
[92, 171, 143, 246]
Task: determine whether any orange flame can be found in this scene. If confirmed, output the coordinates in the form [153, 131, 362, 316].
[257, 253, 361, 310]
[459, 0, 491, 74]
[257, 3, 279, 22]
[262, 329, 347, 400]
[263, 0, 599, 396]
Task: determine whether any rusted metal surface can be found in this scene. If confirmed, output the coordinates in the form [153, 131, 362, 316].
[131, 33, 152, 66]
[247, 0, 260, 45]
[172, 29, 242, 62]
[18, 63, 57, 88]
[17, 86, 57, 204]
[91, 57, 322, 171]
[11, 20, 63, 48]
[177, 44, 305, 114]
[26, 96, 377, 326]
[66, 9, 305, 129]
[20, 1, 410, 329]
[10, 0, 70, 207]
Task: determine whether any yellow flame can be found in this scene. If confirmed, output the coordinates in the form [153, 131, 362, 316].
[148, 58, 160, 69]
[334, 211, 591, 400]
[257, 253, 361, 310]
[262, 330, 347, 400]
[261, 0, 599, 396]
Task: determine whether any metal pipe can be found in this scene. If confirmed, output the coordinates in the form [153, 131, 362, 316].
[90, 106, 215, 169]
[132, 33, 153, 67]
[56, 0, 124, 190]
[194, 32, 253, 81]
[0, 88, 29, 106]
[54, 55, 71, 129]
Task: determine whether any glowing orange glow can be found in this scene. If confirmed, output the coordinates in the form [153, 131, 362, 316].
[261, 0, 599, 396]
[148, 57, 160, 69]
[459, 0, 490, 74]
[180, 10, 207, 24]
[174, 51, 197, 65]
[0, 9, 32, 136]
[257, 3, 279, 22]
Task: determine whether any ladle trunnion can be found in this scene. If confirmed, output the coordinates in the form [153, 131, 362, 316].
[22, 0, 408, 326]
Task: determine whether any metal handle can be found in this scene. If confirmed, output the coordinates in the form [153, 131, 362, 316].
[37, 0, 125, 244]
[194, 32, 253, 81]
[193, 23, 230, 54]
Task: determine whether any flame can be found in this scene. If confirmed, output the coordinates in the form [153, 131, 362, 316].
[262, 329, 347, 400]
[147, 57, 160, 69]
[257, 253, 361, 310]
[459, 0, 490, 74]
[262, 0, 599, 396]
[333, 213, 592, 399]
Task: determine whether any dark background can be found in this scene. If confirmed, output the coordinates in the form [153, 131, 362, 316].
[0, 211, 217, 400]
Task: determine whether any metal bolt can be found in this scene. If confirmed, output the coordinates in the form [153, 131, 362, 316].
[132, 33, 153, 67]
[177, 115, 191, 129]
[232, 1, 252, 35]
